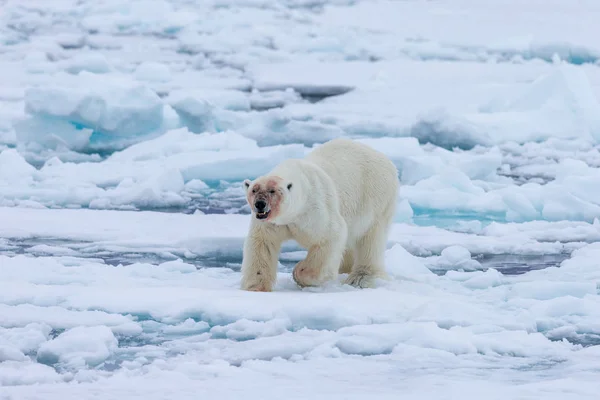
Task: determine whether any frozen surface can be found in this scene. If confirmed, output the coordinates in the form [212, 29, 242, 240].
[1, 207, 599, 399]
[1, 0, 600, 398]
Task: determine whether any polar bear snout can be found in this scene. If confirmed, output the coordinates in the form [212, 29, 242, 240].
[254, 199, 271, 219]
[249, 188, 276, 220]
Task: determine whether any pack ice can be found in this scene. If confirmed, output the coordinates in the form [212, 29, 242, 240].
[1, 0, 600, 399]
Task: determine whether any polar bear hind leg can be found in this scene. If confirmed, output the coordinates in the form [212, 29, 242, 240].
[338, 248, 355, 274]
[345, 202, 395, 288]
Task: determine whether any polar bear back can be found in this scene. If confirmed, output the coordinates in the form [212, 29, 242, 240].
[306, 138, 399, 238]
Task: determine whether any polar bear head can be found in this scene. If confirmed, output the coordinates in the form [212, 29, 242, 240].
[243, 176, 294, 222]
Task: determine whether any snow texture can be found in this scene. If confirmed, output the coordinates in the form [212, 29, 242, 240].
[1, 0, 600, 398]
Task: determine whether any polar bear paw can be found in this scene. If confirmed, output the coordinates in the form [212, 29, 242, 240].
[243, 284, 270, 292]
[344, 265, 387, 289]
[292, 260, 323, 288]
[241, 274, 273, 292]
[344, 270, 376, 288]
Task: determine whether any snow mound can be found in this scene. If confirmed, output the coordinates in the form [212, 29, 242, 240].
[425, 245, 483, 272]
[61, 53, 113, 75]
[37, 326, 118, 368]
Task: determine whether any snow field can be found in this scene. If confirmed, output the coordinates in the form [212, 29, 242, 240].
[0, 225, 599, 397]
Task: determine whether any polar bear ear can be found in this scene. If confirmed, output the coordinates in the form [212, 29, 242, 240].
[244, 179, 251, 191]
[287, 183, 292, 190]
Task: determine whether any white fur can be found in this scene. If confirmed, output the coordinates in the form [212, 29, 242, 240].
[240, 138, 399, 292]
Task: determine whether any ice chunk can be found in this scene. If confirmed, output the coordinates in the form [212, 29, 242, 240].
[401, 167, 491, 212]
[26, 244, 79, 256]
[158, 260, 197, 274]
[16, 72, 165, 151]
[441, 246, 480, 268]
[476, 64, 600, 143]
[359, 136, 503, 184]
[441, 246, 481, 270]
[395, 199, 414, 222]
[184, 179, 209, 193]
[249, 88, 303, 110]
[385, 244, 435, 282]
[167, 89, 251, 112]
[134, 62, 172, 82]
[425, 245, 483, 272]
[249, 62, 357, 96]
[61, 53, 112, 74]
[54, 33, 86, 49]
[265, 118, 345, 147]
[0, 345, 26, 362]
[231, 110, 346, 147]
[461, 268, 503, 289]
[90, 168, 186, 210]
[37, 326, 118, 368]
[181, 142, 307, 183]
[409, 110, 491, 150]
[0, 361, 61, 386]
[210, 319, 289, 341]
[167, 94, 216, 134]
[107, 128, 257, 163]
[336, 322, 479, 356]
[161, 318, 210, 335]
[502, 191, 540, 222]
[0, 149, 35, 183]
[0, 323, 51, 355]
[14, 116, 94, 152]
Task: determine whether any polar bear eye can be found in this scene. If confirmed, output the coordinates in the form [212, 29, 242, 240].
[269, 189, 276, 194]
[287, 183, 292, 190]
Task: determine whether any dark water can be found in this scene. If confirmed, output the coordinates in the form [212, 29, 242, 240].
[472, 253, 568, 275]
[2, 235, 570, 277]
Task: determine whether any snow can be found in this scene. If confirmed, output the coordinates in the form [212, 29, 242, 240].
[1, 0, 600, 398]
[1, 222, 599, 397]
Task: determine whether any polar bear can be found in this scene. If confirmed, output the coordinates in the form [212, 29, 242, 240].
[240, 138, 399, 292]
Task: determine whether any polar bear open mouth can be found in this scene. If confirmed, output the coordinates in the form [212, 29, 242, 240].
[256, 210, 270, 220]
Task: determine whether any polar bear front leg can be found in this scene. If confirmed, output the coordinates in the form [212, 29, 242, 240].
[293, 222, 347, 288]
[293, 240, 344, 287]
[240, 226, 286, 292]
